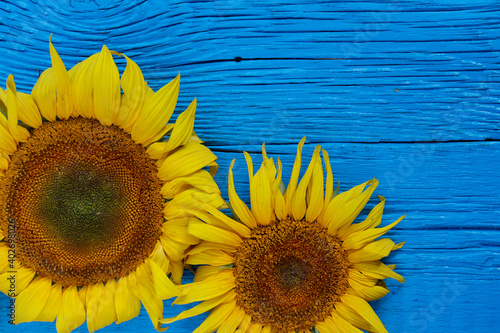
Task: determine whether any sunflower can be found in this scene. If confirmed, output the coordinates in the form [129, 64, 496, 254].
[0, 37, 225, 333]
[162, 137, 405, 333]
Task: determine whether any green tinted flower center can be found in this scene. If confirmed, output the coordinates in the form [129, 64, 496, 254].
[0, 118, 164, 287]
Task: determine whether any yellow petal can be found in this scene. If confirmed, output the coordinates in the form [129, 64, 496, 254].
[14, 277, 52, 324]
[158, 142, 217, 181]
[291, 145, 320, 220]
[93, 45, 120, 126]
[49, 36, 73, 120]
[173, 270, 235, 304]
[85, 283, 104, 333]
[285, 136, 306, 215]
[69, 54, 99, 118]
[16, 92, 42, 128]
[341, 196, 385, 239]
[56, 286, 85, 333]
[335, 301, 377, 332]
[6, 75, 20, 141]
[187, 241, 238, 255]
[250, 162, 274, 225]
[146, 98, 197, 157]
[94, 279, 117, 331]
[188, 219, 243, 247]
[161, 218, 200, 246]
[322, 180, 377, 234]
[149, 241, 170, 273]
[131, 73, 180, 145]
[218, 304, 246, 333]
[112, 53, 146, 129]
[160, 290, 235, 325]
[330, 311, 363, 333]
[228, 159, 257, 229]
[170, 260, 184, 285]
[243, 151, 254, 185]
[0, 266, 36, 296]
[273, 159, 288, 221]
[306, 147, 324, 222]
[348, 279, 390, 301]
[348, 238, 405, 263]
[115, 274, 141, 324]
[316, 316, 341, 333]
[185, 249, 235, 266]
[340, 293, 388, 333]
[32, 68, 57, 122]
[160, 169, 221, 199]
[132, 263, 163, 328]
[193, 266, 230, 283]
[192, 299, 237, 333]
[248, 323, 263, 333]
[0, 117, 17, 154]
[353, 261, 405, 283]
[163, 188, 225, 221]
[34, 283, 62, 322]
[149, 260, 184, 299]
[188, 204, 251, 238]
[239, 314, 253, 333]
[336, 179, 379, 236]
[160, 235, 187, 262]
[343, 215, 405, 250]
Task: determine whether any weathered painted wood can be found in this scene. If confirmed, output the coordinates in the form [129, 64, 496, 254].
[0, 1, 499, 332]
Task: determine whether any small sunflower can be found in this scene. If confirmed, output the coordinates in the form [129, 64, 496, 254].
[162, 137, 405, 333]
[0, 37, 224, 333]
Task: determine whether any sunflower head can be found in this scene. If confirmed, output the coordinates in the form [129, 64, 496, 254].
[163, 137, 405, 333]
[0, 37, 225, 333]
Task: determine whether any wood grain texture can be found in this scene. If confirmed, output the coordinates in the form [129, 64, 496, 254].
[0, 1, 499, 332]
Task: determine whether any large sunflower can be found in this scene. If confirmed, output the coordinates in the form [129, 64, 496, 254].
[162, 137, 405, 333]
[0, 37, 224, 333]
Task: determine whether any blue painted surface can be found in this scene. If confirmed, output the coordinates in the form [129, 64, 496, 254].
[0, 1, 499, 332]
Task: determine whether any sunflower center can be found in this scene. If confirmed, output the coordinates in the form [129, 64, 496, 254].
[0, 118, 164, 287]
[234, 218, 350, 332]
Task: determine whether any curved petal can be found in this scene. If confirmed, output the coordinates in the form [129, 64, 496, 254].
[192, 299, 237, 333]
[93, 45, 121, 126]
[353, 261, 405, 284]
[343, 215, 405, 251]
[158, 142, 217, 181]
[115, 275, 141, 324]
[340, 293, 388, 333]
[250, 162, 274, 226]
[131, 73, 180, 146]
[34, 283, 62, 322]
[228, 159, 257, 229]
[85, 282, 104, 333]
[69, 53, 99, 119]
[14, 276, 52, 324]
[17, 92, 43, 128]
[173, 270, 235, 305]
[49, 36, 73, 120]
[32, 68, 57, 122]
[149, 260, 184, 299]
[285, 136, 306, 215]
[160, 290, 235, 326]
[56, 286, 85, 333]
[146, 98, 197, 158]
[348, 238, 405, 263]
[6, 75, 29, 142]
[112, 53, 146, 129]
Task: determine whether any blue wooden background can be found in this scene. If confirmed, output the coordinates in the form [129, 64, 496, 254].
[1, 1, 499, 332]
